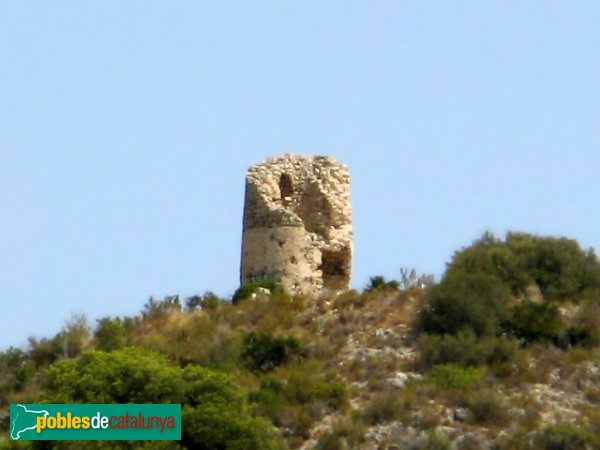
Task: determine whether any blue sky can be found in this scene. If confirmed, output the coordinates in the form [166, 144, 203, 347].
[1, 2, 599, 348]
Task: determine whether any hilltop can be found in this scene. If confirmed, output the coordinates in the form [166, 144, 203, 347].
[2, 231, 600, 449]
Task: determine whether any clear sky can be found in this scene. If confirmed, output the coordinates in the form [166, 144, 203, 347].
[1, 2, 599, 349]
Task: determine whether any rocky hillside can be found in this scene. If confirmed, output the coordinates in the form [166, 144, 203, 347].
[2, 231, 600, 449]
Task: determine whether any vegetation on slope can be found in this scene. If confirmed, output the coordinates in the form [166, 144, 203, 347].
[1, 231, 600, 449]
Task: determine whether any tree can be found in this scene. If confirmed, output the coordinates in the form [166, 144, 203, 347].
[42, 348, 281, 449]
[445, 232, 600, 302]
[42, 347, 182, 404]
[94, 317, 128, 352]
[185, 292, 223, 312]
[418, 271, 511, 337]
[241, 332, 303, 372]
[365, 276, 400, 292]
[503, 300, 564, 344]
[180, 365, 280, 449]
[0, 347, 33, 403]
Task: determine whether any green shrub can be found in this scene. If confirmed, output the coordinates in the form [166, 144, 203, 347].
[418, 271, 511, 337]
[248, 379, 288, 421]
[171, 365, 282, 449]
[58, 315, 91, 358]
[0, 347, 33, 395]
[365, 276, 400, 292]
[185, 292, 223, 311]
[315, 417, 365, 450]
[284, 371, 348, 408]
[417, 331, 518, 369]
[427, 364, 485, 389]
[424, 430, 452, 450]
[241, 332, 303, 372]
[446, 232, 600, 302]
[445, 232, 525, 293]
[572, 300, 600, 346]
[249, 365, 348, 445]
[362, 392, 404, 425]
[417, 231, 600, 374]
[41, 348, 281, 449]
[536, 423, 598, 450]
[43, 347, 183, 404]
[561, 325, 594, 348]
[508, 233, 600, 301]
[94, 317, 128, 352]
[181, 403, 279, 450]
[232, 279, 286, 304]
[466, 390, 509, 425]
[141, 296, 182, 326]
[503, 300, 564, 344]
[250, 366, 347, 410]
[27, 336, 62, 367]
[27, 316, 92, 367]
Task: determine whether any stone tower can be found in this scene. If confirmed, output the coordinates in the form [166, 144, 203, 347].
[241, 154, 352, 295]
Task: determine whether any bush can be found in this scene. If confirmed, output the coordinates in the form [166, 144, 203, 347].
[572, 300, 600, 346]
[42, 348, 281, 449]
[503, 300, 564, 344]
[185, 292, 223, 311]
[27, 316, 92, 367]
[362, 392, 404, 425]
[417, 331, 518, 369]
[241, 332, 303, 372]
[427, 364, 485, 389]
[365, 276, 400, 292]
[561, 325, 594, 348]
[418, 271, 511, 337]
[508, 234, 600, 301]
[315, 417, 365, 450]
[536, 423, 598, 450]
[284, 371, 348, 409]
[27, 336, 62, 367]
[466, 390, 509, 425]
[0, 348, 33, 403]
[422, 430, 452, 450]
[94, 317, 129, 352]
[249, 364, 348, 445]
[141, 296, 182, 324]
[181, 363, 282, 449]
[248, 380, 289, 423]
[232, 280, 286, 304]
[416, 231, 600, 375]
[43, 347, 184, 404]
[445, 232, 524, 291]
[446, 232, 600, 302]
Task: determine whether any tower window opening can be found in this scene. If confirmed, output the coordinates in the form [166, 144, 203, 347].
[279, 173, 294, 200]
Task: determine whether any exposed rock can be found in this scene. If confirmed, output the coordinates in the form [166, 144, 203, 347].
[454, 431, 492, 450]
[453, 408, 469, 422]
[525, 283, 543, 303]
[250, 287, 272, 300]
[387, 371, 421, 389]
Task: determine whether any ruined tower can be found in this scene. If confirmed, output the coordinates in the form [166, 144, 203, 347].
[241, 154, 353, 295]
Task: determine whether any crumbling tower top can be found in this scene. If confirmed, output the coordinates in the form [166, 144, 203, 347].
[241, 154, 353, 295]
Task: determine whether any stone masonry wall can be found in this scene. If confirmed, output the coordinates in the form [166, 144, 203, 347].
[241, 154, 353, 295]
